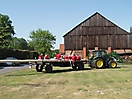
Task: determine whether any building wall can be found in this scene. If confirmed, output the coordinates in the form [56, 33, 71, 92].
[63, 12, 132, 51]
[59, 44, 64, 54]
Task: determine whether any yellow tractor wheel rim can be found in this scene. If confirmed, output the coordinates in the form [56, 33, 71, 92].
[97, 60, 103, 68]
[111, 62, 116, 68]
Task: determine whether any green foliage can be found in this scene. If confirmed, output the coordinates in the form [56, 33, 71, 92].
[130, 27, 132, 34]
[10, 37, 32, 50]
[0, 48, 38, 59]
[0, 13, 15, 48]
[28, 29, 56, 55]
[49, 49, 59, 58]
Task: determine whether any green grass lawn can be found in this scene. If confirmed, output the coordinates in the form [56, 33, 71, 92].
[0, 64, 132, 99]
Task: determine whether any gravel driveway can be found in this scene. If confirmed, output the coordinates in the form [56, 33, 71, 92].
[0, 64, 30, 74]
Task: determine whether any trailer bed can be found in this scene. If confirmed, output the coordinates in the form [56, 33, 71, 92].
[0, 59, 88, 72]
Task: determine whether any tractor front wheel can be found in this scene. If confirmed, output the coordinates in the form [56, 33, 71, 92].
[108, 60, 117, 68]
[94, 58, 104, 68]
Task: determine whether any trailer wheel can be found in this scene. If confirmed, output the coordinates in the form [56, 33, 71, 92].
[72, 65, 77, 70]
[78, 62, 84, 70]
[45, 65, 53, 73]
[36, 64, 43, 72]
[108, 60, 117, 68]
[94, 58, 104, 68]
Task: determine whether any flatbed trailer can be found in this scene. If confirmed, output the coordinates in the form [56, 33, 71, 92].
[0, 59, 88, 73]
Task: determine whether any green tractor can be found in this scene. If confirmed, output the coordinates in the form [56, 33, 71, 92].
[89, 50, 123, 68]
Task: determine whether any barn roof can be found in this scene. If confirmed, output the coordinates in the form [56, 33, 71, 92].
[63, 12, 129, 37]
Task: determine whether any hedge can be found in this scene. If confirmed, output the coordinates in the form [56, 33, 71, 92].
[0, 49, 38, 59]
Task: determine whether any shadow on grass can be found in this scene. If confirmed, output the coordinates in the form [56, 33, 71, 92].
[92, 67, 121, 70]
[6, 68, 92, 76]
[44, 68, 92, 74]
[103, 67, 121, 69]
[4, 64, 26, 67]
[6, 72, 37, 76]
[22, 83, 46, 87]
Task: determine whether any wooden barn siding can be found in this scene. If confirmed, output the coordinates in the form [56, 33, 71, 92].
[82, 13, 115, 27]
[64, 27, 132, 50]
[64, 13, 132, 50]
[128, 35, 132, 48]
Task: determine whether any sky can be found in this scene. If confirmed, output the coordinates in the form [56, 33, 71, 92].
[0, 0, 132, 49]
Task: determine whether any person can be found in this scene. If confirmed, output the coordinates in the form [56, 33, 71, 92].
[38, 53, 43, 59]
[44, 55, 49, 59]
[68, 54, 72, 60]
[72, 54, 77, 61]
[76, 54, 81, 61]
[64, 54, 69, 60]
[56, 53, 61, 60]
[29, 62, 33, 68]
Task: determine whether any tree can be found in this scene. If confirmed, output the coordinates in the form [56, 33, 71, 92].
[28, 29, 56, 55]
[0, 13, 15, 48]
[50, 49, 59, 58]
[10, 37, 29, 50]
[130, 27, 132, 34]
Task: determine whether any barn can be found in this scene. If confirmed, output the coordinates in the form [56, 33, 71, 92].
[61, 12, 132, 58]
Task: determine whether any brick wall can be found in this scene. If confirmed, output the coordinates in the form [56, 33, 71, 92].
[59, 44, 64, 54]
[60, 44, 132, 58]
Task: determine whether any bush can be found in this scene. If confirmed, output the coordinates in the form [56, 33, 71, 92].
[0, 48, 38, 59]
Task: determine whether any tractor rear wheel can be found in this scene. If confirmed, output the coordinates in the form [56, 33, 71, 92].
[108, 60, 117, 68]
[94, 58, 104, 68]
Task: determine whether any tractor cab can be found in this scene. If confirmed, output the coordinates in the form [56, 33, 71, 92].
[92, 50, 106, 58]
